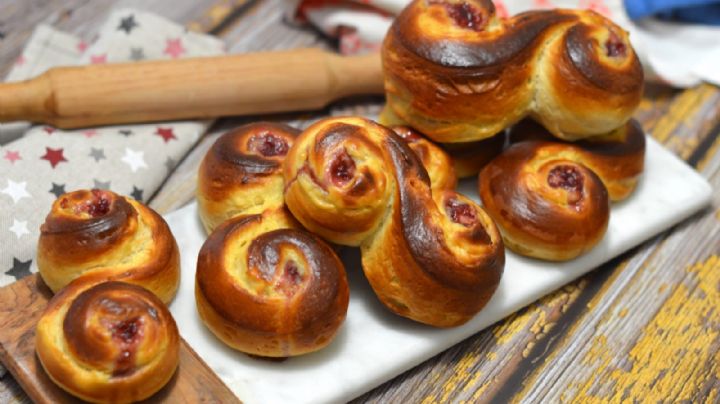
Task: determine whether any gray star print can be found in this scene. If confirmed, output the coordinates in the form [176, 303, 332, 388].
[93, 179, 111, 190]
[130, 47, 145, 61]
[89, 147, 106, 162]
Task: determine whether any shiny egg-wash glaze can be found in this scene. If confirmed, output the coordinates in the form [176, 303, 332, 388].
[479, 141, 611, 261]
[35, 281, 179, 403]
[381, 0, 643, 142]
[37, 189, 180, 304]
[284, 117, 504, 327]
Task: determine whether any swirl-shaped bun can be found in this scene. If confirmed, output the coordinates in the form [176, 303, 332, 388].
[197, 122, 301, 233]
[391, 125, 457, 192]
[284, 117, 504, 327]
[479, 141, 610, 261]
[35, 281, 179, 403]
[195, 209, 349, 357]
[381, 0, 643, 142]
[509, 118, 646, 201]
[37, 189, 180, 304]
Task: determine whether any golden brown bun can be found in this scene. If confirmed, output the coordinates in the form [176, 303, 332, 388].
[381, 0, 643, 142]
[35, 280, 179, 403]
[284, 117, 504, 327]
[197, 122, 301, 233]
[391, 125, 457, 192]
[195, 209, 349, 357]
[479, 141, 610, 261]
[37, 189, 180, 304]
[441, 131, 506, 178]
[509, 118, 646, 201]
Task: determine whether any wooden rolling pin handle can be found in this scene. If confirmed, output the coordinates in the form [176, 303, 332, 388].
[0, 48, 384, 129]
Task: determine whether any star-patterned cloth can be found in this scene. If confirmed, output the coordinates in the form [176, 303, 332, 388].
[0, 9, 224, 287]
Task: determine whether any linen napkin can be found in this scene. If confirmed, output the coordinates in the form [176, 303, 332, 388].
[290, 0, 720, 87]
[0, 10, 224, 287]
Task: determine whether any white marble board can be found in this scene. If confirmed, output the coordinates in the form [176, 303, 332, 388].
[165, 136, 712, 404]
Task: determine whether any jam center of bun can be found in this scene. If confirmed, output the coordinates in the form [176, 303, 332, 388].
[247, 132, 289, 157]
[445, 197, 478, 227]
[548, 165, 584, 204]
[605, 31, 627, 58]
[277, 261, 303, 297]
[433, 1, 486, 31]
[110, 317, 143, 377]
[329, 149, 356, 186]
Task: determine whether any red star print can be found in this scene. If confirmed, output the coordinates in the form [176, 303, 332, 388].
[41, 147, 68, 168]
[155, 127, 177, 143]
[580, 0, 610, 16]
[43, 126, 56, 135]
[163, 38, 186, 59]
[3, 150, 21, 164]
[90, 54, 107, 64]
[495, 0, 510, 18]
[15, 55, 26, 66]
[83, 130, 99, 138]
[77, 40, 89, 53]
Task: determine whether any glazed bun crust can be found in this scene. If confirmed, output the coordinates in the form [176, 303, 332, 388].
[37, 189, 180, 304]
[197, 122, 301, 233]
[35, 281, 179, 403]
[195, 210, 349, 357]
[381, 0, 643, 142]
[391, 125, 457, 192]
[284, 117, 504, 327]
[509, 119, 645, 201]
[479, 141, 610, 261]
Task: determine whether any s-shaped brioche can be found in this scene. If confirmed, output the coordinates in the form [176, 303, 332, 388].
[381, 0, 643, 142]
[509, 118, 646, 201]
[35, 281, 179, 403]
[284, 117, 504, 327]
[197, 122, 300, 233]
[479, 141, 610, 261]
[37, 189, 180, 304]
[195, 209, 349, 357]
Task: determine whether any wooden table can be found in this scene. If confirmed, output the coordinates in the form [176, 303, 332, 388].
[1, 1, 718, 402]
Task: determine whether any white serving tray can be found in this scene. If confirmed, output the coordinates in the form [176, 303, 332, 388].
[165, 137, 712, 404]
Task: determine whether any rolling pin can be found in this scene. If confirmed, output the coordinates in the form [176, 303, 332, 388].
[0, 48, 384, 128]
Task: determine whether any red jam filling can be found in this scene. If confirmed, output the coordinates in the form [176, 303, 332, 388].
[605, 31, 627, 58]
[445, 197, 478, 227]
[247, 132, 289, 157]
[432, 1, 486, 32]
[277, 261, 303, 297]
[329, 149, 356, 186]
[71, 189, 111, 217]
[111, 317, 143, 377]
[547, 165, 584, 204]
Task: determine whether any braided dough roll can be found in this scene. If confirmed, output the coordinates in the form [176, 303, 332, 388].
[381, 0, 643, 142]
[509, 118, 646, 201]
[35, 281, 179, 403]
[37, 189, 180, 304]
[197, 122, 301, 233]
[284, 117, 504, 327]
[479, 141, 610, 261]
[195, 209, 349, 357]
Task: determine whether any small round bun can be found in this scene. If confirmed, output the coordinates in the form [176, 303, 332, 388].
[35, 281, 179, 403]
[195, 209, 349, 357]
[479, 141, 610, 261]
[197, 122, 300, 233]
[37, 189, 180, 304]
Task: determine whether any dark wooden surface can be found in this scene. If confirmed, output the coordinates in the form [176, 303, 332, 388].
[0, 0, 718, 403]
[0, 274, 239, 403]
